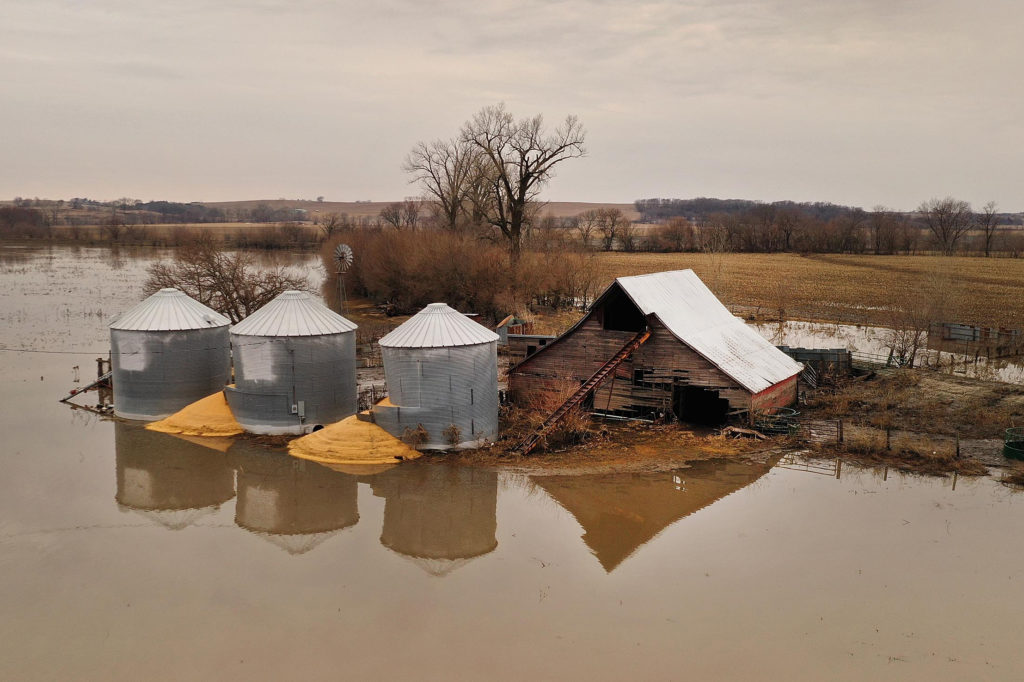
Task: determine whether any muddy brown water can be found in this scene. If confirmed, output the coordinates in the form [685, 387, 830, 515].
[2, 244, 1024, 680]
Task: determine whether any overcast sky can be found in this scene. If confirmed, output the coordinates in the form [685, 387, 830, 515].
[2, 0, 1021, 211]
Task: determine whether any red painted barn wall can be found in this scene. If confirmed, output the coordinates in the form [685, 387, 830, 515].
[750, 374, 798, 411]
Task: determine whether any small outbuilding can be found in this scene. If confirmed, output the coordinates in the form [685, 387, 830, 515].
[226, 290, 358, 435]
[374, 303, 499, 449]
[109, 288, 231, 420]
[509, 270, 802, 424]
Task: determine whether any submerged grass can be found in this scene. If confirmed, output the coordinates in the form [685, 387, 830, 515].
[818, 430, 988, 477]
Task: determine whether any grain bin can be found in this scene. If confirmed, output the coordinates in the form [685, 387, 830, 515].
[374, 303, 499, 449]
[225, 290, 357, 435]
[109, 288, 231, 421]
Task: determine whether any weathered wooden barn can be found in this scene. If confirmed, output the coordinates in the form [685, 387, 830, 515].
[509, 270, 803, 425]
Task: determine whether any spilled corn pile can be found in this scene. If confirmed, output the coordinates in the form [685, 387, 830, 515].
[288, 414, 421, 470]
[147, 391, 244, 437]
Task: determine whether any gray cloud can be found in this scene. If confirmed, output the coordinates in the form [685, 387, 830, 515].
[1, 0, 1020, 209]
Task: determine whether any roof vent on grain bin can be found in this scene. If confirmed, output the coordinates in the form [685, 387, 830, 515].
[374, 302, 499, 450]
[509, 270, 803, 426]
[109, 288, 231, 421]
[225, 290, 358, 435]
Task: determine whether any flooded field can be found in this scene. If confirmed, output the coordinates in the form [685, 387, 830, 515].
[3, 245, 1024, 680]
[754, 319, 1024, 384]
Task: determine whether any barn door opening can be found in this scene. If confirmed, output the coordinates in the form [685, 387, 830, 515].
[673, 385, 729, 425]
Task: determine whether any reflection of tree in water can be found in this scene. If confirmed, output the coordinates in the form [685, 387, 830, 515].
[371, 463, 498, 576]
[532, 459, 774, 572]
[114, 422, 235, 531]
[232, 443, 359, 555]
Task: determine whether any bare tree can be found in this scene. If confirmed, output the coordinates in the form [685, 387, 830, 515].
[461, 104, 586, 259]
[594, 208, 629, 251]
[617, 220, 638, 252]
[317, 212, 346, 240]
[403, 137, 476, 231]
[918, 197, 972, 256]
[380, 203, 403, 229]
[145, 236, 309, 323]
[379, 199, 423, 230]
[575, 210, 599, 249]
[976, 201, 999, 257]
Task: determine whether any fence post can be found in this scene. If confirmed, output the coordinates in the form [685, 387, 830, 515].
[955, 431, 960, 459]
[886, 428, 891, 451]
[838, 419, 844, 444]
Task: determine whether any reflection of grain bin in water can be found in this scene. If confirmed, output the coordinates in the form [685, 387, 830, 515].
[232, 444, 359, 555]
[531, 458, 774, 572]
[109, 288, 231, 420]
[114, 422, 236, 530]
[226, 291, 357, 435]
[371, 463, 498, 575]
[374, 303, 499, 449]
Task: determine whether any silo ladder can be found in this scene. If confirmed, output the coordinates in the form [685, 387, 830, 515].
[515, 329, 650, 456]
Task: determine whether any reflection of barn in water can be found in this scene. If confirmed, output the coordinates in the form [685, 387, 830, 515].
[232, 444, 359, 555]
[114, 423, 235, 530]
[532, 459, 773, 572]
[371, 464, 498, 576]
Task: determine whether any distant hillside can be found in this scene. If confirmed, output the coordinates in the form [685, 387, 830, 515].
[201, 199, 640, 221]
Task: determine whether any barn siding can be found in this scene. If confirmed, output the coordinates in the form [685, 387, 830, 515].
[510, 315, 754, 418]
[750, 374, 798, 411]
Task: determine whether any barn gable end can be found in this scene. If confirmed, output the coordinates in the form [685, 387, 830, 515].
[509, 270, 802, 423]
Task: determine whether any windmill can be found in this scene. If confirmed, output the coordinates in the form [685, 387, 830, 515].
[333, 243, 354, 315]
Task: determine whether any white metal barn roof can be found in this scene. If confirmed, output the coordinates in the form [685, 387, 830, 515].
[379, 303, 499, 348]
[231, 290, 357, 337]
[614, 270, 802, 394]
[109, 288, 230, 331]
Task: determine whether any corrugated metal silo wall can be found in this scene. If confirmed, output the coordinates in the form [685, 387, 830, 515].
[377, 341, 498, 448]
[226, 333, 357, 434]
[110, 326, 231, 420]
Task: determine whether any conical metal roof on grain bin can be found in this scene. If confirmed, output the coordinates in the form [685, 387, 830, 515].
[378, 302, 499, 348]
[109, 288, 229, 331]
[231, 290, 357, 337]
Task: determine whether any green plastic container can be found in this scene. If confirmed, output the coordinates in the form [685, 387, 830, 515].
[1005, 427, 1024, 460]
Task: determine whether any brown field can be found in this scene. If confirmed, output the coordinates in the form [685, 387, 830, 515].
[593, 252, 1024, 329]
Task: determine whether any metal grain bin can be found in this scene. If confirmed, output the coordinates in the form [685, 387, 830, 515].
[225, 290, 357, 435]
[109, 288, 231, 421]
[374, 302, 499, 449]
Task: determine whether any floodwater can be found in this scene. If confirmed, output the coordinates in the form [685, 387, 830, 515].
[754, 319, 1024, 384]
[3, 244, 1024, 681]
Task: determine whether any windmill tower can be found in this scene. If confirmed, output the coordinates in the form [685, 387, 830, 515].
[333, 243, 353, 315]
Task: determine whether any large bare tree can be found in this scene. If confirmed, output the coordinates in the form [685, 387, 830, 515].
[918, 197, 972, 256]
[145, 237, 309, 323]
[976, 201, 999, 257]
[403, 138, 475, 231]
[460, 104, 586, 258]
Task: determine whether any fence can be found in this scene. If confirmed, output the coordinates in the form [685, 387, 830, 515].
[357, 383, 387, 412]
[799, 418, 844, 445]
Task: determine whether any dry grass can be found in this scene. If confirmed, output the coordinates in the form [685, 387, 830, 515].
[806, 370, 1024, 439]
[593, 252, 1024, 329]
[830, 429, 988, 476]
[1000, 463, 1024, 487]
